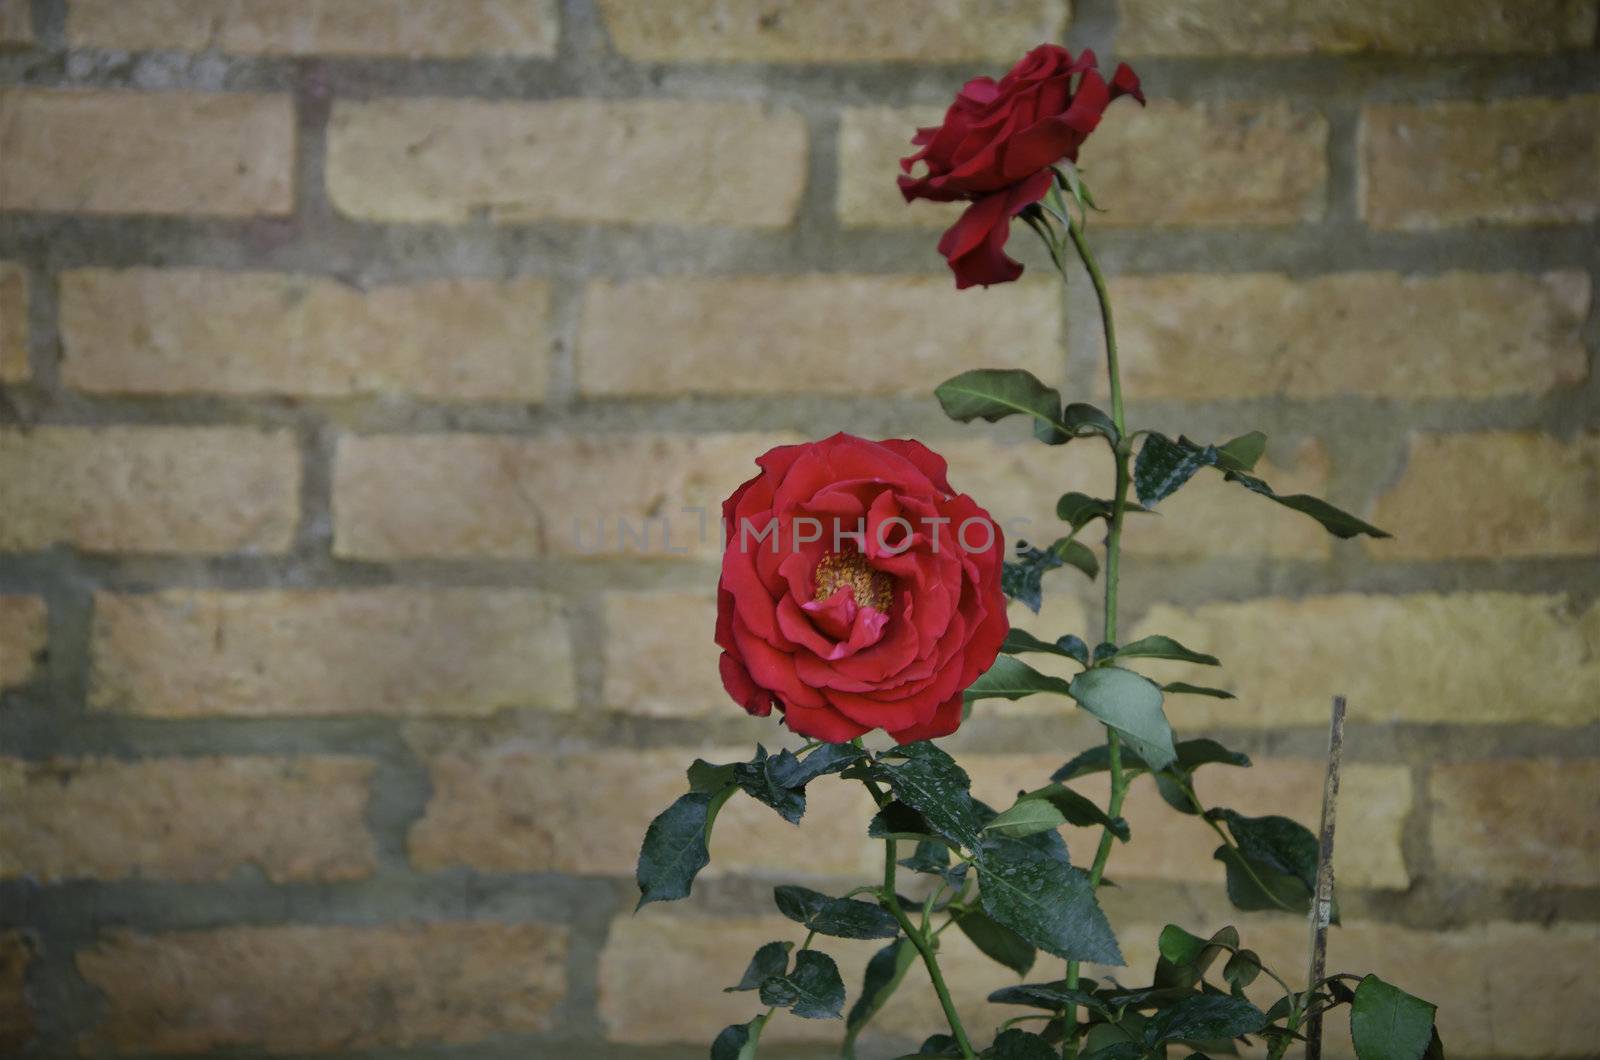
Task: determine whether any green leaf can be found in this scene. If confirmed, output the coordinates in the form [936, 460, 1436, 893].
[1223, 949, 1261, 990]
[1023, 783, 1130, 839]
[985, 797, 1068, 838]
[1062, 403, 1119, 442]
[983, 1028, 1059, 1058]
[1213, 845, 1312, 915]
[935, 369, 1068, 443]
[711, 1019, 762, 1060]
[914, 1033, 964, 1057]
[899, 839, 951, 875]
[1056, 492, 1115, 529]
[726, 940, 793, 992]
[1092, 641, 1117, 663]
[965, 655, 1076, 703]
[872, 743, 985, 851]
[1176, 738, 1252, 770]
[956, 909, 1037, 976]
[734, 745, 807, 823]
[636, 788, 731, 908]
[1163, 681, 1236, 699]
[1116, 634, 1220, 666]
[1215, 431, 1267, 472]
[1055, 538, 1100, 580]
[868, 800, 938, 841]
[1001, 543, 1066, 613]
[1135, 433, 1217, 507]
[760, 949, 846, 1019]
[1223, 469, 1390, 539]
[1068, 667, 1177, 771]
[975, 837, 1122, 964]
[846, 939, 916, 1056]
[774, 885, 899, 940]
[776, 742, 863, 787]
[688, 759, 737, 793]
[1154, 924, 1239, 990]
[1051, 744, 1149, 782]
[1002, 629, 1086, 661]
[1147, 994, 1267, 1045]
[1350, 975, 1437, 1060]
[988, 980, 1107, 1013]
[1213, 811, 1318, 892]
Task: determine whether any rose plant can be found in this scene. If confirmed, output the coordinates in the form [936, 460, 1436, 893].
[635, 43, 1443, 1060]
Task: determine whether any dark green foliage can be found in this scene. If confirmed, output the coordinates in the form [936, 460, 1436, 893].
[1155, 924, 1239, 990]
[773, 885, 899, 940]
[954, 909, 1037, 976]
[988, 980, 1107, 1013]
[871, 742, 986, 850]
[759, 949, 846, 1019]
[1135, 432, 1219, 506]
[710, 1020, 760, 1060]
[1146, 994, 1267, 1045]
[1022, 782, 1130, 839]
[975, 836, 1121, 964]
[725, 940, 792, 991]
[731, 743, 865, 825]
[1213, 810, 1319, 895]
[1056, 491, 1116, 529]
[1350, 974, 1438, 1060]
[636, 790, 724, 908]
[898, 839, 952, 874]
[1068, 666, 1177, 770]
[1115, 634, 1220, 666]
[935, 368, 1071, 444]
[846, 939, 916, 1055]
[1002, 629, 1088, 661]
[734, 745, 807, 823]
[1224, 469, 1390, 538]
[869, 800, 939, 841]
[1163, 681, 1236, 699]
[982, 1028, 1059, 1058]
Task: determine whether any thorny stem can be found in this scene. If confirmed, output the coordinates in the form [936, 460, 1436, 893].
[865, 778, 976, 1059]
[1037, 186, 1137, 1060]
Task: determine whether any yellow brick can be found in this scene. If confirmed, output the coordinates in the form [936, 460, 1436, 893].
[333, 431, 800, 560]
[0, 2, 31, 45]
[1371, 432, 1599, 559]
[578, 275, 1060, 397]
[327, 99, 806, 226]
[841, 101, 1326, 229]
[60, 269, 550, 401]
[1120, 0, 1598, 54]
[0, 263, 25, 383]
[0, 756, 375, 883]
[0, 426, 299, 554]
[1361, 97, 1600, 228]
[0, 596, 45, 689]
[1115, 272, 1589, 400]
[601, 590, 725, 718]
[1431, 758, 1600, 887]
[597, 0, 1068, 62]
[1131, 593, 1600, 728]
[67, 0, 558, 57]
[0, 89, 293, 216]
[89, 589, 574, 718]
[78, 924, 567, 1052]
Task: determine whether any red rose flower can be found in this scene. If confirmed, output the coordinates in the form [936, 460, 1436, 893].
[900, 44, 1144, 289]
[716, 433, 1009, 744]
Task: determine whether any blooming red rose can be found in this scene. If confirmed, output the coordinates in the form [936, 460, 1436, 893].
[900, 44, 1143, 289]
[716, 433, 1008, 744]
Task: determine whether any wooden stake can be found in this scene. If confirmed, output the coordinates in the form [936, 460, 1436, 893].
[1304, 694, 1346, 1060]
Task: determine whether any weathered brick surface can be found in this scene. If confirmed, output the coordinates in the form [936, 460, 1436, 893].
[410, 746, 881, 880]
[1371, 432, 1600, 559]
[60, 269, 550, 401]
[1119, 0, 1599, 55]
[0, 932, 32, 1053]
[1114, 272, 1589, 400]
[0, 756, 375, 883]
[0, 262, 25, 383]
[1431, 758, 1600, 888]
[601, 590, 725, 717]
[1132, 592, 1600, 727]
[333, 431, 799, 560]
[0, 595, 46, 688]
[67, 0, 559, 57]
[597, 0, 1069, 62]
[577, 275, 1060, 396]
[327, 99, 806, 226]
[0, 427, 299, 555]
[77, 923, 568, 1052]
[0, 89, 293, 216]
[0, 2, 31, 45]
[1361, 97, 1600, 228]
[840, 102, 1326, 229]
[89, 590, 574, 717]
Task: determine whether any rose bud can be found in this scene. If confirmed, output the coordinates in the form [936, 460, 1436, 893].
[716, 433, 1009, 744]
[900, 44, 1143, 289]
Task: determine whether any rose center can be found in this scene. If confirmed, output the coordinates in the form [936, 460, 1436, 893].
[813, 550, 893, 612]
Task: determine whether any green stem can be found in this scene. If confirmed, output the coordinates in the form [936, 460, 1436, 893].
[862, 777, 975, 1059]
[1065, 212, 1125, 437]
[1178, 779, 1301, 915]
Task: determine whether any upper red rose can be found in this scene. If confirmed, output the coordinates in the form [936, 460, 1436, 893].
[716, 433, 1009, 744]
[899, 44, 1143, 289]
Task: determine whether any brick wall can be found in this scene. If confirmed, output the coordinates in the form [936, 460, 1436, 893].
[0, 1, 1596, 1057]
